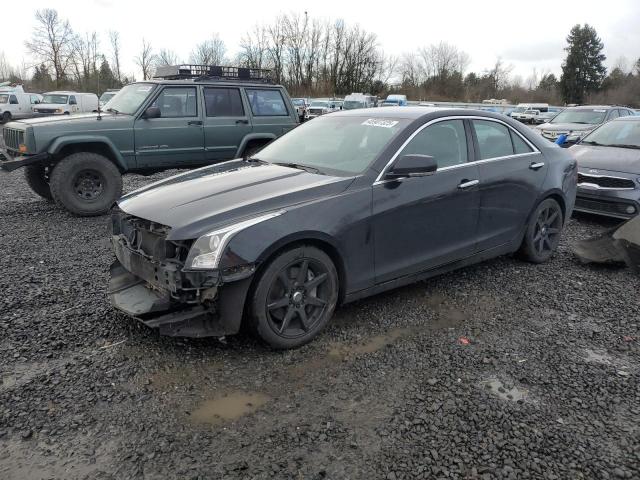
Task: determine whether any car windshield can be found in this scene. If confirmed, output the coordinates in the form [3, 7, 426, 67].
[106, 83, 157, 115]
[292, 99, 305, 106]
[254, 116, 408, 176]
[582, 120, 640, 149]
[550, 109, 607, 124]
[42, 94, 68, 104]
[343, 101, 365, 110]
[310, 101, 328, 107]
[0, 94, 8, 104]
[513, 107, 527, 112]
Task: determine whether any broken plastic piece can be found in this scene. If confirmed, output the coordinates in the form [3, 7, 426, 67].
[572, 215, 640, 272]
[458, 336, 470, 345]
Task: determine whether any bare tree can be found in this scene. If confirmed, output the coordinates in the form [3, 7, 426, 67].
[485, 58, 514, 94]
[71, 32, 99, 87]
[135, 38, 155, 80]
[25, 9, 75, 87]
[155, 49, 180, 67]
[109, 30, 122, 84]
[190, 34, 227, 65]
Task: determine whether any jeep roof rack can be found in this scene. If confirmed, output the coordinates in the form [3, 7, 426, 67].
[153, 65, 274, 84]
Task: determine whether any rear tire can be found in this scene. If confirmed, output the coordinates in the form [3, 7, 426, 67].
[24, 165, 53, 201]
[518, 198, 564, 263]
[248, 246, 339, 349]
[49, 152, 123, 216]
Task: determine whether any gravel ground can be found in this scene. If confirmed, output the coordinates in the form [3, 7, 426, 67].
[0, 167, 639, 480]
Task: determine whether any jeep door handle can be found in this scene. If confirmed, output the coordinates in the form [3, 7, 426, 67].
[188, 120, 203, 126]
[236, 119, 249, 124]
[529, 162, 545, 170]
[458, 179, 479, 189]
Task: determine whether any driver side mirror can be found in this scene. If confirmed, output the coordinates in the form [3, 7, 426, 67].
[387, 154, 437, 179]
[142, 106, 161, 119]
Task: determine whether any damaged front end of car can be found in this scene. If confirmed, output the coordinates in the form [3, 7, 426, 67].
[107, 210, 256, 338]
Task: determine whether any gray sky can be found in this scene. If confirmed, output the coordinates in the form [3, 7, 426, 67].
[4, 0, 640, 82]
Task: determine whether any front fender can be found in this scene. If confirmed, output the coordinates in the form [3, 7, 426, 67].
[47, 135, 127, 170]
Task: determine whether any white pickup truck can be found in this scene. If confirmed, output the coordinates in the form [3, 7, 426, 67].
[0, 83, 43, 123]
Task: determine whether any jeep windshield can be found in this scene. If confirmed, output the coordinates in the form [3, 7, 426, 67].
[42, 94, 68, 104]
[253, 115, 408, 176]
[105, 83, 157, 115]
[0, 94, 8, 104]
[550, 109, 607, 125]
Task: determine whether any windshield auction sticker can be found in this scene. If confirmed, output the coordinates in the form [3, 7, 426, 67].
[362, 119, 399, 128]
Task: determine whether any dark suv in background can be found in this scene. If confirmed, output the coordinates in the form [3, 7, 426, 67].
[0, 66, 299, 216]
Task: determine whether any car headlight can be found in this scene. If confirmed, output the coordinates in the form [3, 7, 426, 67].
[184, 211, 285, 270]
[55, 108, 63, 113]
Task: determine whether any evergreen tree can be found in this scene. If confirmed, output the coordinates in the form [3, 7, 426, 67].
[559, 24, 607, 104]
[538, 73, 558, 91]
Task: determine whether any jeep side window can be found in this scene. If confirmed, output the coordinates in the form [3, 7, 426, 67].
[204, 88, 244, 117]
[9, 95, 18, 105]
[69, 96, 77, 105]
[151, 87, 198, 118]
[245, 89, 289, 117]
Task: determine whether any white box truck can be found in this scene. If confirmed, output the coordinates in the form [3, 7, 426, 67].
[33, 91, 99, 116]
[0, 83, 43, 123]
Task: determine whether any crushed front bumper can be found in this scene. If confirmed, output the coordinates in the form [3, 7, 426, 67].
[108, 238, 254, 338]
[0, 149, 51, 172]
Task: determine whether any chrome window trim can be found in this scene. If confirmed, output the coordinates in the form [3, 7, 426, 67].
[373, 115, 540, 185]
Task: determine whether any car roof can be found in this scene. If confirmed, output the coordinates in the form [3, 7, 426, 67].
[332, 106, 510, 120]
[612, 115, 640, 122]
[569, 105, 627, 110]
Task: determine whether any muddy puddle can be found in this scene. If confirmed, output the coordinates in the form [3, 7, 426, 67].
[190, 392, 270, 425]
[329, 328, 412, 358]
[482, 378, 528, 402]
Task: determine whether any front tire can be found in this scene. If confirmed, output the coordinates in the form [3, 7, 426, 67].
[519, 198, 564, 263]
[49, 152, 123, 216]
[1, 111, 11, 123]
[24, 165, 53, 201]
[248, 246, 339, 349]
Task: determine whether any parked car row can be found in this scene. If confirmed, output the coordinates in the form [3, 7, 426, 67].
[0, 64, 637, 351]
[0, 83, 101, 123]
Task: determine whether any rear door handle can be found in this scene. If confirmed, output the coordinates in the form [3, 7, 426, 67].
[458, 179, 479, 190]
[188, 120, 203, 126]
[529, 162, 545, 170]
[236, 119, 249, 124]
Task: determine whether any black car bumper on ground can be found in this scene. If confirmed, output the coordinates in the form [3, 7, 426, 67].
[108, 222, 254, 338]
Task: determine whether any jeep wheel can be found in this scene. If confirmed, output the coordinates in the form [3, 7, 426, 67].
[49, 152, 123, 216]
[1, 112, 10, 123]
[24, 165, 53, 201]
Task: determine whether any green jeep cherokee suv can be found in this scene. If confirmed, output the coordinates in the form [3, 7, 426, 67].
[0, 66, 299, 216]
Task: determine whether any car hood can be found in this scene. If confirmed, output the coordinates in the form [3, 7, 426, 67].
[16, 112, 123, 126]
[537, 122, 597, 132]
[117, 159, 356, 240]
[570, 144, 640, 175]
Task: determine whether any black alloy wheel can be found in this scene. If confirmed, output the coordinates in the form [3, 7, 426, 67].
[73, 169, 105, 200]
[266, 258, 330, 337]
[249, 246, 339, 349]
[519, 198, 564, 263]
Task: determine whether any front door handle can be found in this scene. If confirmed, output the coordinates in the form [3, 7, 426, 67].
[458, 179, 479, 189]
[235, 119, 249, 124]
[188, 120, 203, 126]
[529, 162, 545, 170]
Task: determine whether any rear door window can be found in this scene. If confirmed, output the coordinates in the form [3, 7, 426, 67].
[9, 95, 18, 105]
[472, 120, 514, 160]
[399, 119, 468, 168]
[608, 109, 619, 120]
[510, 130, 534, 154]
[204, 87, 244, 117]
[245, 89, 289, 116]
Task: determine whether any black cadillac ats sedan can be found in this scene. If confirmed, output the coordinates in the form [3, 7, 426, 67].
[109, 107, 577, 349]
